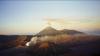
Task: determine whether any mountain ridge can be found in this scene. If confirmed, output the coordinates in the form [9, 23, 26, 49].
[34, 26, 85, 37]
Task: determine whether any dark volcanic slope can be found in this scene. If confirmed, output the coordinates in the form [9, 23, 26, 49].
[0, 35, 18, 43]
[0, 35, 100, 56]
[0, 35, 33, 51]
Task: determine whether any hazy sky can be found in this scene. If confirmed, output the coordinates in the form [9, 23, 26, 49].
[0, 1, 100, 35]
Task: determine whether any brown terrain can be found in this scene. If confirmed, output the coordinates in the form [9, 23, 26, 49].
[0, 27, 100, 56]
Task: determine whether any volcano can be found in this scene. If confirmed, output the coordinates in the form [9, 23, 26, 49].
[35, 26, 61, 36]
[34, 26, 84, 37]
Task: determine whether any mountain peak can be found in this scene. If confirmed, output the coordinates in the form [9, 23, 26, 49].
[42, 26, 56, 31]
[35, 26, 60, 36]
[34, 26, 85, 37]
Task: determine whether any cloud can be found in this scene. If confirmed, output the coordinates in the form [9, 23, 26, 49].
[43, 17, 81, 26]
[43, 16, 100, 30]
